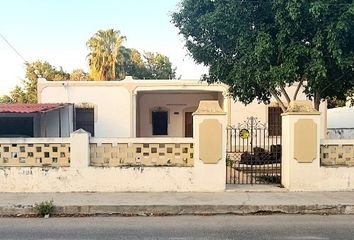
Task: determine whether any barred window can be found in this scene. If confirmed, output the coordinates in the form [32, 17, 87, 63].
[268, 107, 282, 136]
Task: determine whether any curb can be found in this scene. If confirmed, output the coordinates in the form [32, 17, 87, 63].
[1, 204, 354, 217]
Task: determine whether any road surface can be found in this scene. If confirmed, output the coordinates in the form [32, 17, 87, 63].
[0, 215, 353, 239]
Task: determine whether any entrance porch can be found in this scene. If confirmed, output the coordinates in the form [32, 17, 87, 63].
[135, 90, 226, 137]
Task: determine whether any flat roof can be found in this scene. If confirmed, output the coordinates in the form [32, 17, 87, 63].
[0, 103, 70, 114]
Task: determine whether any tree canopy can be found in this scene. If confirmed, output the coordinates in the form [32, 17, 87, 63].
[87, 29, 176, 80]
[144, 52, 176, 79]
[1, 29, 177, 103]
[116, 47, 176, 79]
[0, 61, 90, 103]
[87, 29, 126, 81]
[2, 61, 70, 103]
[172, 0, 354, 110]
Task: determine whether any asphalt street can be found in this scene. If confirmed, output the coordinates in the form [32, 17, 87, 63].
[0, 215, 354, 240]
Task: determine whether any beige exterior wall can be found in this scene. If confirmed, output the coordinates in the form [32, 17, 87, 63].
[0, 137, 70, 167]
[282, 106, 354, 191]
[90, 137, 194, 167]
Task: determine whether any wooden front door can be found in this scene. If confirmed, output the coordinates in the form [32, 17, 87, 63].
[185, 112, 193, 137]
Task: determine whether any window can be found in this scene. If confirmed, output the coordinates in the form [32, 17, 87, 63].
[75, 107, 94, 136]
[268, 107, 282, 136]
[152, 111, 168, 135]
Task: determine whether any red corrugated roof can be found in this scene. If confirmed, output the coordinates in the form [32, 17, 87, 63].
[0, 103, 68, 113]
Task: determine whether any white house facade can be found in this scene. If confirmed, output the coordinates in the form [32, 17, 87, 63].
[37, 76, 327, 139]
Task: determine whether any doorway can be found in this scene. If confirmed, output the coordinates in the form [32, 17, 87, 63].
[184, 112, 193, 137]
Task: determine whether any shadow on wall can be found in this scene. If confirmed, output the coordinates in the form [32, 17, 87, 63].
[327, 128, 354, 139]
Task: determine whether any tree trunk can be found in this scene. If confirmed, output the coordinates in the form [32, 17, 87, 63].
[293, 79, 304, 101]
[314, 92, 321, 111]
[280, 85, 291, 104]
[269, 89, 287, 112]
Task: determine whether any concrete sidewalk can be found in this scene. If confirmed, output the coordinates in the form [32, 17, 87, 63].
[1, 188, 354, 216]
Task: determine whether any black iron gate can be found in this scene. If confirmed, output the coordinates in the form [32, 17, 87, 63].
[226, 117, 282, 185]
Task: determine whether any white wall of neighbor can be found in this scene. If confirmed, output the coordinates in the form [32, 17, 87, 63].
[137, 92, 219, 137]
[327, 106, 354, 139]
[327, 106, 354, 128]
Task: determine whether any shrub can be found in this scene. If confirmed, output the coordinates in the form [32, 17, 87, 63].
[34, 199, 55, 217]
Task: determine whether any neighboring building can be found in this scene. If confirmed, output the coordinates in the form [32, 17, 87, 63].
[35, 76, 327, 138]
[0, 103, 73, 137]
[327, 105, 354, 139]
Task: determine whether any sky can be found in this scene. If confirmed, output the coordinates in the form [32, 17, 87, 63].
[0, 0, 208, 95]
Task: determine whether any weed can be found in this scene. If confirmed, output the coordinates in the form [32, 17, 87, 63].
[33, 199, 54, 217]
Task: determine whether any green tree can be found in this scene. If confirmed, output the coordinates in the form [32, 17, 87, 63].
[0, 94, 14, 103]
[86, 29, 177, 80]
[70, 69, 90, 81]
[8, 86, 27, 103]
[327, 97, 347, 109]
[116, 47, 148, 79]
[116, 47, 176, 79]
[172, 0, 354, 111]
[143, 52, 177, 79]
[1, 60, 69, 103]
[23, 61, 69, 102]
[86, 29, 126, 80]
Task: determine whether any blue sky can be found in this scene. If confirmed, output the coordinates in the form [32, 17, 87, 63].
[0, 0, 207, 95]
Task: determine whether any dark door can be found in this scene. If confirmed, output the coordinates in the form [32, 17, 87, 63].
[152, 111, 168, 135]
[185, 112, 193, 137]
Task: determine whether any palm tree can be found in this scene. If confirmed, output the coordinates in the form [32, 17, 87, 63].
[86, 29, 126, 80]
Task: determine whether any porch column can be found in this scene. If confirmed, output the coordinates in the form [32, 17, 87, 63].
[193, 100, 227, 191]
[281, 100, 321, 190]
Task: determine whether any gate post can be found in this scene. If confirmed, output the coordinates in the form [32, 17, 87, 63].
[193, 100, 227, 191]
[70, 129, 90, 168]
[281, 101, 321, 190]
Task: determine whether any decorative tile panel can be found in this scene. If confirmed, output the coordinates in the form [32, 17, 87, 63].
[0, 143, 70, 167]
[90, 142, 194, 167]
[320, 144, 354, 167]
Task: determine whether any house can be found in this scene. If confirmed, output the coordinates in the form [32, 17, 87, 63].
[36, 76, 327, 139]
[0, 76, 328, 141]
